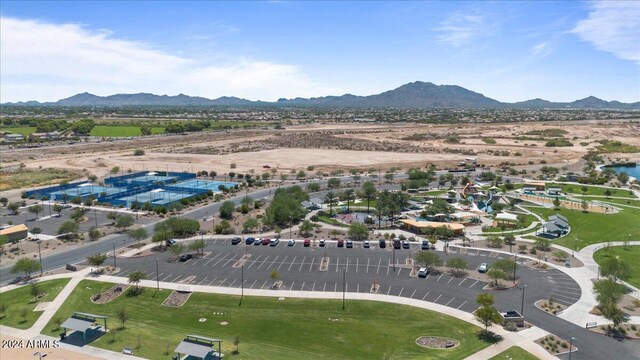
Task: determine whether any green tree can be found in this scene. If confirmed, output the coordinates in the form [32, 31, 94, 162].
[70, 207, 88, 222]
[325, 190, 336, 215]
[189, 239, 206, 257]
[342, 188, 355, 212]
[487, 268, 508, 288]
[603, 189, 612, 198]
[30, 227, 42, 240]
[219, 201, 235, 220]
[447, 257, 468, 277]
[127, 228, 148, 244]
[140, 126, 152, 136]
[600, 257, 632, 282]
[7, 202, 20, 215]
[593, 278, 625, 306]
[88, 227, 101, 241]
[57, 220, 79, 238]
[243, 217, 260, 233]
[307, 182, 320, 192]
[86, 253, 108, 272]
[115, 214, 135, 232]
[475, 294, 502, 333]
[415, 251, 442, 271]
[348, 222, 369, 241]
[52, 203, 64, 217]
[476, 293, 495, 307]
[263, 186, 308, 226]
[107, 211, 119, 223]
[602, 302, 629, 329]
[10, 258, 41, 279]
[133, 149, 145, 156]
[299, 220, 314, 237]
[30, 282, 41, 301]
[0, 197, 7, 207]
[169, 243, 186, 259]
[362, 181, 377, 212]
[581, 199, 589, 212]
[117, 307, 129, 329]
[127, 270, 147, 292]
[327, 177, 341, 189]
[553, 197, 561, 209]
[28, 204, 44, 220]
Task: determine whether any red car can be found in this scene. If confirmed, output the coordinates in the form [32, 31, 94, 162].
[337, 239, 344, 247]
[304, 239, 311, 247]
[261, 238, 270, 245]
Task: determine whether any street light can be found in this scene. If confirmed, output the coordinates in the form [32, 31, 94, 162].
[392, 243, 396, 272]
[520, 284, 526, 316]
[569, 336, 575, 360]
[513, 254, 517, 285]
[37, 241, 43, 276]
[112, 242, 117, 268]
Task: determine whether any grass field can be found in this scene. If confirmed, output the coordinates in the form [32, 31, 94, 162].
[594, 246, 640, 289]
[488, 346, 540, 360]
[0, 278, 70, 329]
[0, 126, 37, 136]
[482, 214, 537, 234]
[582, 196, 640, 207]
[90, 126, 165, 137]
[44, 280, 489, 359]
[0, 168, 81, 191]
[550, 183, 637, 199]
[523, 206, 640, 250]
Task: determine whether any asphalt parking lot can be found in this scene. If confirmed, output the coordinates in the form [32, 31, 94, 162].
[111, 239, 582, 314]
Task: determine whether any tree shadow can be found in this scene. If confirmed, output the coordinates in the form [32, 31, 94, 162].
[477, 330, 503, 344]
[126, 287, 144, 297]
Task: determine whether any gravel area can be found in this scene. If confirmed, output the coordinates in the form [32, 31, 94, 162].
[162, 290, 192, 307]
[415, 336, 459, 349]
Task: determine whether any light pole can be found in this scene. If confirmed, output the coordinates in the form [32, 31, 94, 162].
[520, 284, 526, 315]
[156, 258, 160, 291]
[112, 242, 117, 268]
[37, 241, 43, 276]
[513, 254, 517, 285]
[392, 244, 396, 272]
[569, 336, 575, 360]
[342, 267, 346, 310]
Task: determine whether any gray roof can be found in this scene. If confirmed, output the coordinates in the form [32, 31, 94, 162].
[553, 218, 569, 228]
[550, 213, 568, 223]
[175, 339, 214, 358]
[542, 222, 562, 233]
[300, 201, 313, 208]
[310, 197, 323, 205]
[61, 317, 95, 333]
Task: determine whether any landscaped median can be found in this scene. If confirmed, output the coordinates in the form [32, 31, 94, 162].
[40, 279, 492, 359]
[488, 346, 539, 360]
[0, 278, 70, 329]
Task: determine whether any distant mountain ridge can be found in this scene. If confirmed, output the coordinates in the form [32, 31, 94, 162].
[3, 81, 639, 109]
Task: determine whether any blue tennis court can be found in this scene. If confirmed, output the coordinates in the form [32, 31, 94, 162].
[116, 189, 192, 207]
[49, 185, 125, 200]
[175, 179, 237, 191]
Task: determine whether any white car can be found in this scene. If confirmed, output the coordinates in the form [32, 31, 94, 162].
[478, 263, 488, 273]
[418, 267, 429, 278]
[363, 240, 370, 248]
[287, 239, 295, 246]
[319, 239, 326, 247]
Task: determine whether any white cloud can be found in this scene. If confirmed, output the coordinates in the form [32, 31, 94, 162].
[435, 11, 494, 47]
[571, 1, 640, 63]
[531, 42, 552, 58]
[0, 17, 342, 102]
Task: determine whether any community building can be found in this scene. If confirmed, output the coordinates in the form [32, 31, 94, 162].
[399, 219, 465, 235]
[0, 224, 29, 242]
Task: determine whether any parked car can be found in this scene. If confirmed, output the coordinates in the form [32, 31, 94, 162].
[166, 239, 178, 247]
[346, 239, 353, 248]
[287, 239, 295, 246]
[337, 239, 344, 247]
[379, 240, 386, 248]
[245, 237, 255, 245]
[261, 238, 270, 245]
[270, 238, 280, 247]
[304, 239, 311, 247]
[393, 239, 401, 249]
[402, 240, 410, 249]
[418, 267, 429, 278]
[254, 237, 263, 246]
[421, 240, 430, 250]
[179, 253, 193, 262]
[363, 240, 370, 248]
[478, 263, 488, 273]
[319, 239, 325, 247]
[231, 237, 242, 245]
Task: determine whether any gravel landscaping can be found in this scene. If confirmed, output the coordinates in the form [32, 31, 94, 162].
[415, 336, 460, 349]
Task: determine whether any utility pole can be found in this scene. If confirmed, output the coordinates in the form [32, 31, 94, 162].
[37, 241, 43, 276]
[521, 284, 526, 316]
[513, 254, 517, 285]
[569, 337, 575, 360]
[112, 242, 117, 268]
[94, 208, 98, 228]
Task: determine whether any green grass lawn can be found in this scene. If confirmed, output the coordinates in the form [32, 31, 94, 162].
[482, 214, 537, 234]
[0, 278, 70, 329]
[0, 126, 37, 136]
[548, 183, 637, 199]
[582, 196, 640, 207]
[44, 280, 490, 359]
[488, 346, 540, 360]
[523, 206, 640, 250]
[594, 246, 640, 289]
[90, 125, 165, 137]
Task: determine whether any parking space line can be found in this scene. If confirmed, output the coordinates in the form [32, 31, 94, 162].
[269, 256, 279, 269]
[312, 282, 316, 291]
[356, 258, 359, 273]
[288, 257, 297, 271]
[228, 279, 237, 287]
[447, 276, 455, 284]
[161, 273, 173, 282]
[249, 280, 257, 289]
[357, 283, 360, 293]
[469, 280, 479, 288]
[219, 277, 229, 286]
[366, 258, 370, 273]
[445, 297, 455, 307]
[309, 257, 314, 272]
[120, 269, 132, 277]
[197, 276, 209, 285]
[437, 274, 444, 282]
[434, 294, 442, 303]
[170, 274, 182, 282]
[301, 281, 305, 290]
[376, 258, 381, 274]
[221, 256, 236, 268]
[410, 289, 416, 298]
[212, 254, 229, 268]
[323, 282, 327, 292]
[334, 283, 338, 292]
[457, 300, 468, 310]
[335, 258, 339, 272]
[345, 258, 349, 272]
[458, 278, 467, 286]
[147, 271, 156, 278]
[426, 274, 431, 280]
[398, 287, 404, 296]
[278, 256, 288, 270]
[247, 255, 261, 269]
[386, 266, 390, 275]
[387, 286, 391, 295]
[261, 280, 268, 289]
[299, 257, 306, 272]
[422, 292, 429, 300]
[256, 256, 270, 270]
[207, 276, 218, 286]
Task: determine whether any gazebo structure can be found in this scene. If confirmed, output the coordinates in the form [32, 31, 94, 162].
[174, 334, 223, 360]
[60, 312, 108, 343]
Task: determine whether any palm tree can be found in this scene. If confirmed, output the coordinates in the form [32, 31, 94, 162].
[325, 190, 336, 216]
[342, 189, 354, 212]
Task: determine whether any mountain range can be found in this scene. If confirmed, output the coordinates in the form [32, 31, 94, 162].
[4, 81, 639, 109]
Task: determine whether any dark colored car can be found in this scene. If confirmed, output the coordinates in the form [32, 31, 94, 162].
[246, 237, 255, 245]
[304, 239, 311, 247]
[402, 240, 410, 249]
[261, 238, 270, 245]
[346, 239, 353, 248]
[421, 240, 430, 250]
[179, 253, 193, 262]
[379, 240, 386, 248]
[319, 239, 325, 247]
[337, 239, 344, 247]
[393, 239, 401, 249]
[166, 239, 177, 247]
[231, 237, 242, 245]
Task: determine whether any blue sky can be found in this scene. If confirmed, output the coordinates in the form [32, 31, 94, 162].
[1, 1, 639, 103]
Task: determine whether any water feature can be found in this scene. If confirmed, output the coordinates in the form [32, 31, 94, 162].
[605, 163, 640, 179]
